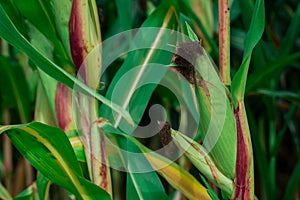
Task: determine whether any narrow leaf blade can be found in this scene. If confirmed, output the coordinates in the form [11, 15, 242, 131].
[231, 0, 265, 106]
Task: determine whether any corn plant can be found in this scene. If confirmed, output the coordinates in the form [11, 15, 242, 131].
[0, 0, 300, 199]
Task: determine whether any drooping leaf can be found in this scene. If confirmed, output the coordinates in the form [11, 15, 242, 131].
[0, 5, 133, 125]
[0, 122, 111, 200]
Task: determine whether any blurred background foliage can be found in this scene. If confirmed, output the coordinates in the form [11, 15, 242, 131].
[0, 0, 299, 199]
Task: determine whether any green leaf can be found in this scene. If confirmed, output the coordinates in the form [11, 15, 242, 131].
[0, 56, 31, 123]
[230, 0, 241, 22]
[50, 0, 72, 57]
[100, 122, 212, 200]
[199, 175, 219, 200]
[34, 71, 58, 126]
[283, 158, 300, 200]
[14, 185, 36, 200]
[237, 0, 267, 70]
[0, 0, 27, 36]
[28, 22, 58, 125]
[256, 89, 300, 106]
[270, 102, 298, 157]
[231, 28, 246, 50]
[14, 0, 56, 42]
[100, 1, 178, 130]
[177, 0, 218, 57]
[13, 0, 71, 63]
[232, 0, 265, 106]
[237, 0, 254, 27]
[123, 141, 168, 200]
[0, 122, 111, 200]
[67, 130, 86, 162]
[281, 1, 300, 55]
[185, 21, 199, 42]
[115, 0, 132, 31]
[0, 182, 12, 200]
[36, 173, 51, 200]
[102, 126, 168, 200]
[0, 5, 133, 125]
[246, 52, 300, 93]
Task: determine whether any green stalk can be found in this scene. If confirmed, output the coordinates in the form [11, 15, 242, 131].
[231, 1, 265, 197]
[69, 0, 112, 195]
[218, 0, 231, 86]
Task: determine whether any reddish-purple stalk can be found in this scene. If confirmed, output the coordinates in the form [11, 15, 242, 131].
[68, 0, 111, 195]
[55, 83, 73, 132]
[233, 102, 254, 199]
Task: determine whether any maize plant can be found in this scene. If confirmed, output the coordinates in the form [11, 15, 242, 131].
[0, 0, 300, 200]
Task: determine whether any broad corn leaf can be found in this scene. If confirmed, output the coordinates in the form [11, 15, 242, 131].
[100, 1, 179, 131]
[0, 5, 133, 125]
[0, 122, 111, 200]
